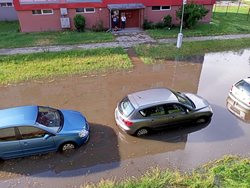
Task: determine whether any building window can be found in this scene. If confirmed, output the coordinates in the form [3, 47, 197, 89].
[32, 9, 53, 15]
[85, 8, 95, 13]
[76, 8, 85, 13]
[0, 2, 13, 7]
[75, 7, 95, 13]
[152, 6, 171, 11]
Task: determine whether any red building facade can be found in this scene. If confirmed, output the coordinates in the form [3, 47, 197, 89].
[13, 0, 216, 32]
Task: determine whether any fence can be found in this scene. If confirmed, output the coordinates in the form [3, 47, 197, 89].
[213, 1, 250, 20]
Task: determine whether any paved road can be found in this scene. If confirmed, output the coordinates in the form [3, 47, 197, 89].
[0, 33, 250, 55]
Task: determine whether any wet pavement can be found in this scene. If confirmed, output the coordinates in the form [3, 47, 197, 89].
[0, 48, 250, 187]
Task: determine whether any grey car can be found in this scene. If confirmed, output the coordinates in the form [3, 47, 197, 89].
[115, 88, 213, 136]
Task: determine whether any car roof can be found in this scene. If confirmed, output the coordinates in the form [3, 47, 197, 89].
[128, 88, 178, 108]
[0, 106, 38, 127]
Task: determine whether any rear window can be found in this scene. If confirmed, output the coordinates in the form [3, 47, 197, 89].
[118, 97, 135, 117]
[236, 80, 250, 95]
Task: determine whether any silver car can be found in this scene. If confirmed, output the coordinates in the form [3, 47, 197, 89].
[115, 88, 213, 136]
[227, 78, 250, 121]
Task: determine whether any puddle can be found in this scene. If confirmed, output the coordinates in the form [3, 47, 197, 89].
[0, 48, 250, 187]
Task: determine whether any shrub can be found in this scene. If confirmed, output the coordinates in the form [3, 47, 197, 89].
[155, 22, 165, 29]
[74, 14, 85, 32]
[176, 3, 209, 28]
[163, 15, 172, 28]
[143, 19, 155, 30]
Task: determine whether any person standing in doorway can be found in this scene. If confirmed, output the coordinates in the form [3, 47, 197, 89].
[112, 15, 118, 31]
[121, 13, 126, 29]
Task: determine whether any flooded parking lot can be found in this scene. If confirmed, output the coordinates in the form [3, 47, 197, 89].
[0, 48, 250, 187]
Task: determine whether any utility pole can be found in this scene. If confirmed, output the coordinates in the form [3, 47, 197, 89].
[176, 0, 186, 48]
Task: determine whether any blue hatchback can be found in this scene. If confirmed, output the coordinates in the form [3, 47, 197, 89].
[0, 106, 90, 160]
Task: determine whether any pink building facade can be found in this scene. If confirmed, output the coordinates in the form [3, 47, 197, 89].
[13, 0, 216, 32]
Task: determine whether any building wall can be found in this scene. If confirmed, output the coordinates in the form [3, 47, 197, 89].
[18, 10, 61, 32]
[144, 6, 180, 25]
[68, 8, 109, 30]
[18, 8, 110, 32]
[0, 0, 18, 20]
[145, 4, 213, 25]
[15, 0, 215, 32]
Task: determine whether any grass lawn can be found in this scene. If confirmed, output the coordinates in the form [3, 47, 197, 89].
[135, 38, 250, 64]
[84, 156, 250, 188]
[146, 6, 250, 39]
[0, 47, 132, 84]
[0, 21, 114, 49]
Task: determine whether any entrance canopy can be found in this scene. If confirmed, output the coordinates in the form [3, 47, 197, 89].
[108, 3, 145, 10]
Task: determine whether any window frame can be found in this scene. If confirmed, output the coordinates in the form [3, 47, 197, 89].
[75, 7, 95, 14]
[0, 127, 18, 142]
[17, 126, 49, 140]
[152, 6, 171, 11]
[0, 2, 13, 7]
[32, 9, 54, 15]
[164, 103, 187, 115]
[139, 105, 167, 117]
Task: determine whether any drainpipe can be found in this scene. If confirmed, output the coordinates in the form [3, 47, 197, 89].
[106, 8, 112, 32]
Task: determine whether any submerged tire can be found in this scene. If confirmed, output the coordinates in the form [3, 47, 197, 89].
[59, 142, 77, 152]
[136, 128, 149, 137]
[195, 116, 209, 124]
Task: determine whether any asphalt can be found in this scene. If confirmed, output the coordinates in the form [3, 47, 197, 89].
[0, 33, 250, 55]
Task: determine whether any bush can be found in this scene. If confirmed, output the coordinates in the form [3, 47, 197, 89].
[176, 3, 209, 28]
[74, 14, 85, 32]
[143, 19, 155, 30]
[163, 15, 172, 28]
[155, 22, 165, 29]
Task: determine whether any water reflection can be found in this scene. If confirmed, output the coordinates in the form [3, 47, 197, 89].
[226, 96, 250, 123]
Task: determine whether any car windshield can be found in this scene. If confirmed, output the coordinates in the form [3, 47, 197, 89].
[118, 97, 135, 117]
[236, 80, 250, 95]
[36, 106, 64, 132]
[173, 91, 195, 109]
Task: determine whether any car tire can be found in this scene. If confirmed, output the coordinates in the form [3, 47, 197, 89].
[136, 128, 149, 137]
[59, 142, 77, 152]
[195, 116, 209, 124]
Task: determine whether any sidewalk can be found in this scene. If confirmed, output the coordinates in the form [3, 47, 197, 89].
[0, 33, 250, 55]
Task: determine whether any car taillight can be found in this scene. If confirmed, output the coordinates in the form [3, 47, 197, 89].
[122, 119, 133, 126]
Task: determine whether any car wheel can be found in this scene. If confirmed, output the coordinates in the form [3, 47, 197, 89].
[136, 128, 149, 137]
[196, 116, 208, 124]
[60, 142, 77, 152]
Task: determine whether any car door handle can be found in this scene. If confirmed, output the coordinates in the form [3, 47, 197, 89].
[23, 142, 28, 145]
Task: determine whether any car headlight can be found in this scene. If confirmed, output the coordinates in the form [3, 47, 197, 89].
[79, 130, 89, 138]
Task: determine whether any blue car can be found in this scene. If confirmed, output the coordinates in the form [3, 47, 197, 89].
[0, 106, 90, 160]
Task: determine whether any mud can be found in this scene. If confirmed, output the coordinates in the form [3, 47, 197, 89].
[0, 48, 250, 187]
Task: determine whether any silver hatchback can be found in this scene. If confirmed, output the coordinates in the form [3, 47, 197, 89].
[115, 88, 213, 136]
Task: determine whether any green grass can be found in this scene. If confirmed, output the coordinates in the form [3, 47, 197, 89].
[146, 6, 250, 39]
[0, 21, 114, 49]
[135, 38, 250, 64]
[84, 156, 250, 188]
[0, 47, 132, 84]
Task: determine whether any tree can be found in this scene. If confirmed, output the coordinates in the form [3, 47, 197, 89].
[176, 3, 209, 28]
[74, 14, 85, 32]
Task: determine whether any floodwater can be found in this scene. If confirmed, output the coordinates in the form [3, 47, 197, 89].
[0, 48, 250, 187]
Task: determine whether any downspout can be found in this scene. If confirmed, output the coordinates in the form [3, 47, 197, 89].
[106, 8, 112, 32]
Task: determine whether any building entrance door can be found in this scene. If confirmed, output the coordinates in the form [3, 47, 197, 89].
[120, 9, 139, 28]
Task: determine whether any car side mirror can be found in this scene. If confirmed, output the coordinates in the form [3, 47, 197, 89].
[43, 134, 53, 140]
